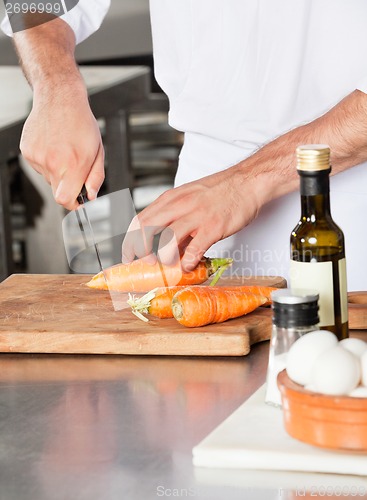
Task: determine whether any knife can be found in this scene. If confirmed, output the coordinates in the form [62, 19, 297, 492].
[76, 185, 106, 281]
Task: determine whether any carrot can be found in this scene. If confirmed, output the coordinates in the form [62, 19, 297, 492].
[127, 286, 183, 321]
[219, 285, 277, 306]
[128, 285, 277, 321]
[171, 286, 267, 327]
[86, 256, 232, 292]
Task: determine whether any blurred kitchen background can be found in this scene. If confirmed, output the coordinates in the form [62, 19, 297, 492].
[0, 0, 183, 277]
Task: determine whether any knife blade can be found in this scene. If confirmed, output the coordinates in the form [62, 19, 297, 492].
[76, 185, 106, 281]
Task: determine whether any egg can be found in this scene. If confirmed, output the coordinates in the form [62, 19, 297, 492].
[339, 337, 367, 358]
[348, 385, 367, 398]
[286, 330, 338, 386]
[310, 346, 361, 396]
[361, 350, 367, 387]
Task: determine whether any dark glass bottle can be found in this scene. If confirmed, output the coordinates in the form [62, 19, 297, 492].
[290, 145, 348, 340]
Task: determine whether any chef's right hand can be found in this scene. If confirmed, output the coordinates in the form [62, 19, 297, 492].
[20, 78, 105, 211]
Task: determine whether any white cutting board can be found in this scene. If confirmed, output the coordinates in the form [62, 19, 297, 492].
[192, 385, 367, 476]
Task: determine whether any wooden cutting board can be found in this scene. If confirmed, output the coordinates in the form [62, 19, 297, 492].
[348, 292, 367, 330]
[0, 274, 286, 356]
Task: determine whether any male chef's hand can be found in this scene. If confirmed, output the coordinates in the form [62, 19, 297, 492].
[121, 163, 272, 272]
[13, 18, 105, 210]
[20, 80, 104, 211]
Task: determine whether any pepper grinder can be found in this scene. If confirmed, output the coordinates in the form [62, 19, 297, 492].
[265, 288, 319, 407]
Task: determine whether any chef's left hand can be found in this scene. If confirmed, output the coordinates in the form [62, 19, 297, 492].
[121, 163, 271, 272]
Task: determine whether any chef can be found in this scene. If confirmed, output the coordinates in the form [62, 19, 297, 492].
[2, 0, 367, 289]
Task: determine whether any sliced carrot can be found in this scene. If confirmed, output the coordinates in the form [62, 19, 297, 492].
[86, 256, 232, 293]
[171, 286, 267, 327]
[128, 284, 277, 321]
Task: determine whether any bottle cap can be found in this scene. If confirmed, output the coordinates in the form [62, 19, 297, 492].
[272, 288, 319, 328]
[296, 144, 330, 172]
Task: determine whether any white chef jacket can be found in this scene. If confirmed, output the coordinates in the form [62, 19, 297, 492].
[3, 0, 367, 289]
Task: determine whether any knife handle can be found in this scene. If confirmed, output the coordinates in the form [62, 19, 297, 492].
[77, 185, 88, 205]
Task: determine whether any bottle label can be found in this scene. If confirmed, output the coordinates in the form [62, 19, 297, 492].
[338, 258, 348, 323]
[289, 259, 348, 327]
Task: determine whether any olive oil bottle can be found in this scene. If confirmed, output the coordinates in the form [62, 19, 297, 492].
[290, 145, 348, 340]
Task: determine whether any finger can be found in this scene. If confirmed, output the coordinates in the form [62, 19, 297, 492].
[131, 224, 158, 260]
[180, 232, 215, 271]
[141, 253, 157, 265]
[54, 179, 80, 211]
[157, 227, 181, 266]
[121, 216, 162, 263]
[52, 147, 102, 210]
[178, 236, 193, 256]
[156, 220, 200, 267]
[51, 164, 82, 210]
[157, 234, 194, 266]
[131, 186, 188, 228]
[85, 142, 105, 201]
[121, 216, 141, 263]
[121, 186, 194, 263]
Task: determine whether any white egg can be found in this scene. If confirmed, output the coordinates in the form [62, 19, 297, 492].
[311, 346, 361, 396]
[361, 350, 367, 387]
[348, 385, 367, 398]
[339, 337, 367, 358]
[286, 330, 338, 386]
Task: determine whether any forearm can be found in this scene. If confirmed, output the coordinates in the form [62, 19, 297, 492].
[13, 17, 85, 93]
[239, 89, 367, 207]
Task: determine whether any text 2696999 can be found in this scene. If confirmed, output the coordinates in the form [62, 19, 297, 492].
[5, 2, 63, 15]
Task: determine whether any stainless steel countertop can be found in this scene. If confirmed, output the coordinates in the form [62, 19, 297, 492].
[1, 334, 367, 500]
[0, 343, 270, 500]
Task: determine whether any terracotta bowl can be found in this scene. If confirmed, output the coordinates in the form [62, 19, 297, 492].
[277, 369, 367, 451]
